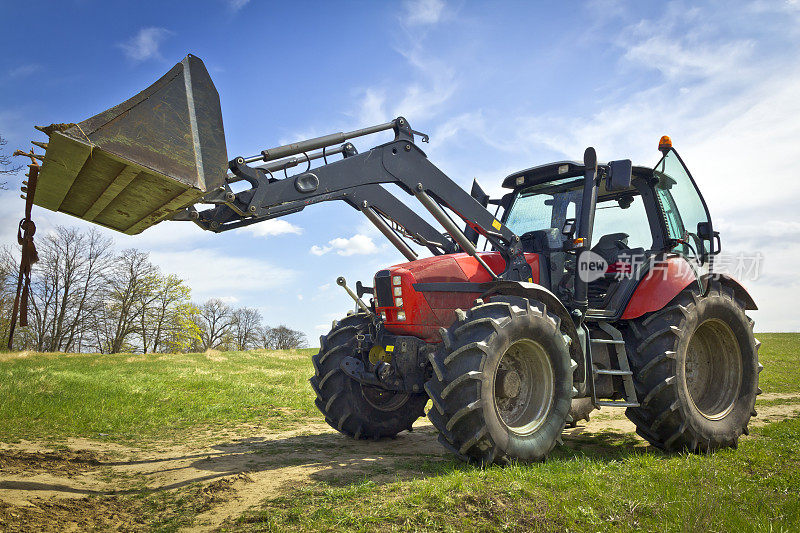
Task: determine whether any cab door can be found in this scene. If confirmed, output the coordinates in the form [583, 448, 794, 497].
[653, 148, 717, 288]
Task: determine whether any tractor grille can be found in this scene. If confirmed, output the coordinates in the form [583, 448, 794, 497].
[374, 270, 393, 307]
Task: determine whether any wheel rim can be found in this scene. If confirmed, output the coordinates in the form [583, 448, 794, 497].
[361, 385, 410, 412]
[685, 318, 743, 420]
[493, 339, 554, 436]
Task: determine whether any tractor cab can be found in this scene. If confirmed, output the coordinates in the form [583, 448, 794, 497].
[499, 140, 717, 320]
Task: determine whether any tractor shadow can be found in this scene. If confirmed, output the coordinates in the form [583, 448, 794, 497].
[181, 421, 665, 489]
[0, 423, 664, 498]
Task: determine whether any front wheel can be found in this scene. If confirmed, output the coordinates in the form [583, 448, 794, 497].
[310, 313, 427, 440]
[425, 297, 577, 464]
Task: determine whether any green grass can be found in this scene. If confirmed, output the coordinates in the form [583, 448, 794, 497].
[1, 334, 799, 531]
[0, 348, 318, 443]
[754, 333, 800, 394]
[234, 419, 800, 532]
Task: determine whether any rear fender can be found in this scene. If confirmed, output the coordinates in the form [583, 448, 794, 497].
[704, 273, 758, 310]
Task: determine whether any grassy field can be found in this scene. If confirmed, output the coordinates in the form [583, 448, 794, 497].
[0, 348, 318, 443]
[0, 333, 798, 532]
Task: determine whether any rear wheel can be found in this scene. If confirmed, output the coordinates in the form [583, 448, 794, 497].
[624, 282, 761, 451]
[425, 297, 576, 464]
[310, 313, 427, 439]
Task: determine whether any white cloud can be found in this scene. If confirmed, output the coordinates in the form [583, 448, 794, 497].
[217, 295, 240, 304]
[225, 0, 250, 12]
[236, 219, 303, 238]
[358, 88, 389, 126]
[310, 234, 379, 256]
[624, 36, 755, 80]
[119, 27, 172, 62]
[148, 248, 296, 301]
[6, 64, 40, 80]
[404, 0, 446, 25]
[356, 47, 457, 125]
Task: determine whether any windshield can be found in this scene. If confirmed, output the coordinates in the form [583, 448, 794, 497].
[504, 177, 583, 236]
[504, 176, 653, 250]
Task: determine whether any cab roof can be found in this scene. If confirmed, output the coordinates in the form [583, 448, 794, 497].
[502, 161, 654, 190]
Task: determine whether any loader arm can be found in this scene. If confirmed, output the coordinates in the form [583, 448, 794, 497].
[195, 181, 456, 258]
[183, 119, 532, 281]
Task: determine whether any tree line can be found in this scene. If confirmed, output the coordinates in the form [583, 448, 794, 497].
[0, 226, 306, 353]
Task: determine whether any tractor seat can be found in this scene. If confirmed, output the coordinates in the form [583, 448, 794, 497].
[591, 232, 630, 263]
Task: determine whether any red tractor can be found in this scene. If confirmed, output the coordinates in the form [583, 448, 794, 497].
[22, 55, 760, 463]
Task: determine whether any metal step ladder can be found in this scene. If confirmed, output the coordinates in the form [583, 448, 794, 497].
[591, 322, 639, 408]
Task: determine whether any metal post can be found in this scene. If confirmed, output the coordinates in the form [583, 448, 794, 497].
[414, 183, 499, 280]
[573, 147, 598, 312]
[336, 277, 375, 317]
[360, 202, 418, 262]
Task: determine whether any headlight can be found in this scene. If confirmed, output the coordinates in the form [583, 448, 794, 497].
[396, 311, 406, 321]
[392, 275, 402, 286]
[393, 286, 402, 296]
[395, 297, 403, 307]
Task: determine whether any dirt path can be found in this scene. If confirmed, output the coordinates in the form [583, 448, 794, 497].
[2, 394, 799, 532]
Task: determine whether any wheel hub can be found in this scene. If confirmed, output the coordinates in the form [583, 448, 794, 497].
[496, 369, 521, 398]
[685, 318, 743, 420]
[494, 339, 555, 436]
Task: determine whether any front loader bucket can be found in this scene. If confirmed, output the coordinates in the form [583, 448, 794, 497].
[33, 54, 227, 234]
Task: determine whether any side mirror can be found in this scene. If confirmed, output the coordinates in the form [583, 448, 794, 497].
[607, 159, 632, 191]
[697, 221, 721, 255]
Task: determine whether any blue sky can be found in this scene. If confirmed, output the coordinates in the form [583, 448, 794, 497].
[2, 0, 799, 338]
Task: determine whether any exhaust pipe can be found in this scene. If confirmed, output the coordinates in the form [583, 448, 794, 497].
[32, 55, 228, 234]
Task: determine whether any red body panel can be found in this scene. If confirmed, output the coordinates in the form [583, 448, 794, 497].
[620, 255, 697, 320]
[377, 252, 540, 342]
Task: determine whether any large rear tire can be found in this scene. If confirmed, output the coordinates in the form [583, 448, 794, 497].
[624, 282, 762, 451]
[310, 313, 428, 439]
[425, 297, 576, 464]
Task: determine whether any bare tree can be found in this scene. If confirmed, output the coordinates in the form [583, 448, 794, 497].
[0, 222, 312, 354]
[256, 325, 273, 349]
[230, 307, 262, 350]
[197, 298, 233, 350]
[0, 133, 21, 189]
[95, 249, 160, 353]
[264, 325, 307, 350]
[25, 227, 113, 352]
[0, 247, 19, 343]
